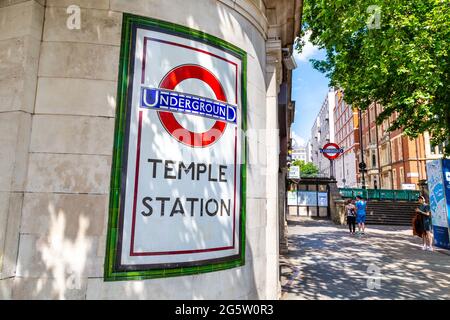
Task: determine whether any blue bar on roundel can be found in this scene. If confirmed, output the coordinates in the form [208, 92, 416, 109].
[140, 87, 237, 124]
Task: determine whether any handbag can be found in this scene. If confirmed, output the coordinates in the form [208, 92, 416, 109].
[412, 213, 424, 238]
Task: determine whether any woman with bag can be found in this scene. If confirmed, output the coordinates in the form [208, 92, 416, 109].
[345, 199, 356, 235]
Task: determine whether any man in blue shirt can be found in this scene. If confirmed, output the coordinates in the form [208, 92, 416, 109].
[355, 195, 367, 235]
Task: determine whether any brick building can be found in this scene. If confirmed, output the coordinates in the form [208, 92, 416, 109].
[357, 102, 443, 190]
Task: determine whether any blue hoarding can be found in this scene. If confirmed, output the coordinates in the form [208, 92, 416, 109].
[426, 159, 450, 249]
[442, 159, 450, 248]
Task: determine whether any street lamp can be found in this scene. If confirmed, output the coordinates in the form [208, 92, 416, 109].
[358, 108, 367, 189]
[341, 146, 346, 187]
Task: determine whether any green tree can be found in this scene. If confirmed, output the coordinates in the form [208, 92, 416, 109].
[298, 0, 450, 154]
[292, 160, 320, 176]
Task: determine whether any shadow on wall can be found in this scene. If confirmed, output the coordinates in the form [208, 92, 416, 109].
[12, 2, 267, 299]
[19, 201, 259, 299]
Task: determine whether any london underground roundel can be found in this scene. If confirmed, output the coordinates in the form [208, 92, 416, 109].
[320, 143, 344, 160]
[157, 64, 228, 147]
[105, 15, 246, 281]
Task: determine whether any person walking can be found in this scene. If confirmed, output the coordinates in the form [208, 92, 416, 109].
[345, 199, 356, 234]
[415, 196, 433, 251]
[355, 195, 367, 235]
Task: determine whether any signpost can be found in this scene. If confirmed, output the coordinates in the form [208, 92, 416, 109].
[320, 142, 344, 160]
[288, 165, 300, 179]
[320, 142, 343, 179]
[401, 183, 416, 190]
[105, 15, 247, 280]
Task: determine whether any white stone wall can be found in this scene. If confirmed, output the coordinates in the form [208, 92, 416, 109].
[0, 0, 279, 299]
[0, 0, 45, 299]
[310, 89, 336, 177]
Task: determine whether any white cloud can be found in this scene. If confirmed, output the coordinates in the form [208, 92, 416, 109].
[293, 31, 319, 63]
[291, 132, 306, 147]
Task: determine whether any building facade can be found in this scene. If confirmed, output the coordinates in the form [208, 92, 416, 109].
[0, 0, 301, 300]
[291, 146, 307, 162]
[305, 138, 313, 163]
[310, 88, 336, 177]
[357, 102, 443, 190]
[333, 89, 359, 188]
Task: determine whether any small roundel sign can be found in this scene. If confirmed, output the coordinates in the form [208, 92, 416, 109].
[320, 143, 344, 160]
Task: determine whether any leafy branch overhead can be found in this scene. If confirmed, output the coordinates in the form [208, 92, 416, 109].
[298, 0, 450, 155]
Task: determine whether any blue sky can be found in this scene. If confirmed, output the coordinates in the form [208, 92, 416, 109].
[290, 33, 330, 147]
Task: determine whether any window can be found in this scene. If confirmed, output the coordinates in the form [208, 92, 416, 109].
[431, 142, 444, 155]
[381, 144, 390, 166]
[399, 167, 405, 184]
[398, 139, 403, 160]
[393, 169, 397, 189]
[372, 153, 377, 168]
[383, 120, 389, 133]
[392, 139, 397, 162]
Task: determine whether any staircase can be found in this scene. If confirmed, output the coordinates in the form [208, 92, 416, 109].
[365, 201, 418, 226]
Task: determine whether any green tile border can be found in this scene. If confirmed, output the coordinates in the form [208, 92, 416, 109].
[104, 13, 247, 281]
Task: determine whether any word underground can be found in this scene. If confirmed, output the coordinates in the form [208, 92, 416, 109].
[319, 147, 344, 154]
[141, 87, 237, 123]
[141, 159, 232, 217]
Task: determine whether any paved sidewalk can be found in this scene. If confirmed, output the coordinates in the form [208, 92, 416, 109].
[281, 216, 450, 300]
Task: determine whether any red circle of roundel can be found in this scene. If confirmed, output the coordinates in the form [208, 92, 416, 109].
[322, 142, 342, 160]
[158, 65, 227, 148]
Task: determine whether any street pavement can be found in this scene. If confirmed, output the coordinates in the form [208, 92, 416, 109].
[281, 216, 450, 300]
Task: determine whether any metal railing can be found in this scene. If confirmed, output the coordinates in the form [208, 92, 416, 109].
[339, 188, 421, 201]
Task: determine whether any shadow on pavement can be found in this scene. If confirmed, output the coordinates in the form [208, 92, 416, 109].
[281, 216, 450, 300]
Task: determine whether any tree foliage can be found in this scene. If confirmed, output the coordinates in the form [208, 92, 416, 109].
[298, 0, 450, 155]
[292, 160, 320, 176]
